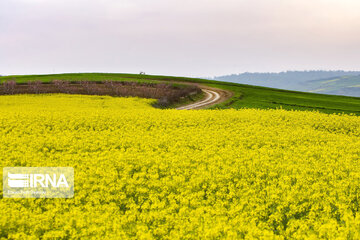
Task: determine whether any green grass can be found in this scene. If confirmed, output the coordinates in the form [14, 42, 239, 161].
[0, 73, 163, 84]
[1, 73, 360, 115]
[206, 83, 360, 115]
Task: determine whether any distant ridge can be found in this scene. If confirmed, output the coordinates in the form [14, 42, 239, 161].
[214, 71, 360, 97]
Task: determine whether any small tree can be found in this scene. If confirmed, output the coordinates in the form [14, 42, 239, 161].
[28, 81, 42, 94]
[53, 80, 70, 93]
[3, 80, 16, 94]
[80, 81, 97, 94]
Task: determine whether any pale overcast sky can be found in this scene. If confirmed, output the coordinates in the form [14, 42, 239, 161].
[1, 0, 359, 77]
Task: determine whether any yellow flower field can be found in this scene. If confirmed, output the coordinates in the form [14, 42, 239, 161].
[1, 94, 360, 239]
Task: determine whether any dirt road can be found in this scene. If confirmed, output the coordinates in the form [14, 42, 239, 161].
[177, 86, 232, 110]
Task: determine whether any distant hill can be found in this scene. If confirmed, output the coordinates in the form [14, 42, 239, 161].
[304, 75, 360, 97]
[214, 71, 360, 97]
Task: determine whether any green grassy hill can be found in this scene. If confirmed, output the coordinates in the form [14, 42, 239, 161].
[1, 73, 360, 115]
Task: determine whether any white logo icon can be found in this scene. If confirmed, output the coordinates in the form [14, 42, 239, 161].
[8, 173, 29, 188]
[8, 172, 69, 188]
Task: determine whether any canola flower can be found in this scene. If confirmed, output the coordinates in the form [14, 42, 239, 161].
[0, 94, 360, 239]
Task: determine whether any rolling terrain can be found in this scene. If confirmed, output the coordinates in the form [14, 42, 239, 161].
[304, 75, 360, 97]
[215, 71, 360, 97]
[1, 75, 360, 239]
[1, 73, 360, 115]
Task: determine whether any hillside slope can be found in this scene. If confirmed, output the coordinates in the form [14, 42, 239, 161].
[1, 73, 360, 115]
[214, 71, 360, 97]
[304, 75, 360, 97]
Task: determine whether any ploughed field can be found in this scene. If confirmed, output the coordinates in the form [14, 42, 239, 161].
[1, 94, 360, 239]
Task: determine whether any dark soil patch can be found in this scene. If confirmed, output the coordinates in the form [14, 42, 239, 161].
[0, 80, 201, 107]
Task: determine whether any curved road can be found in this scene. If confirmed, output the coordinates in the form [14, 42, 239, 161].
[177, 88, 225, 110]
